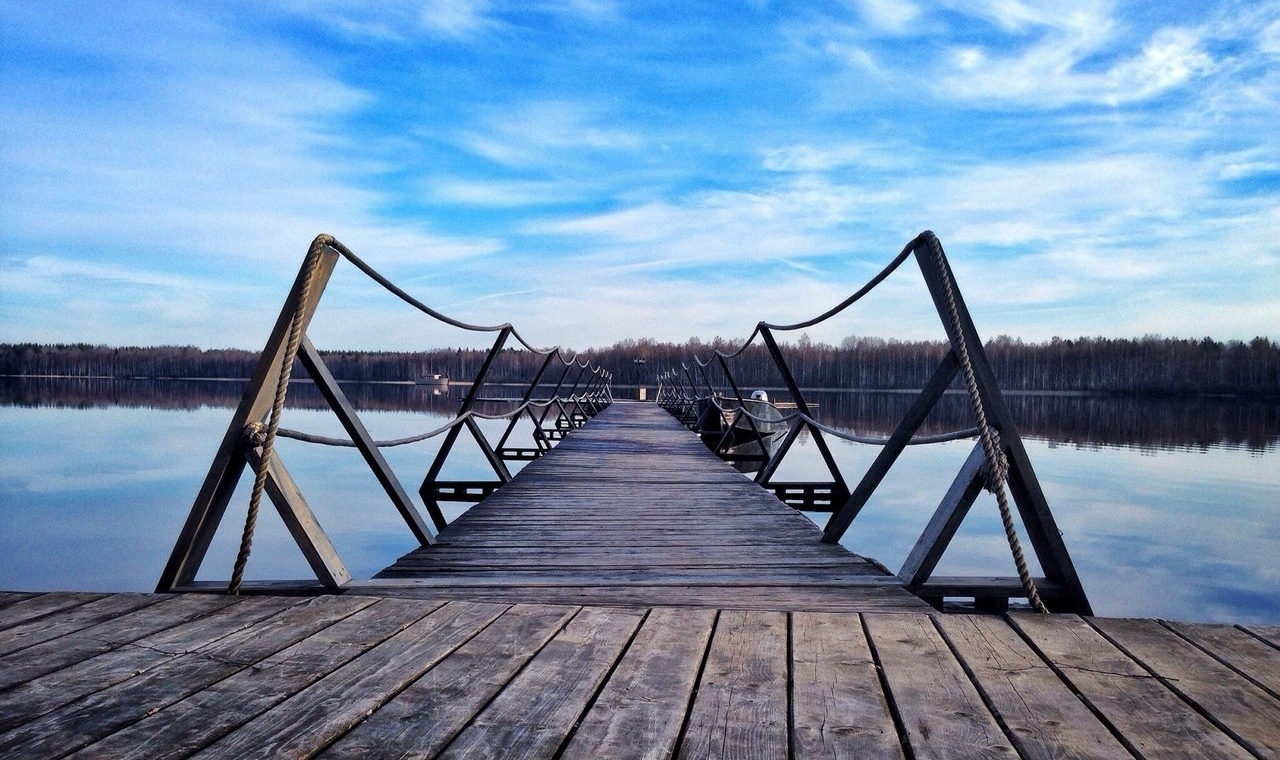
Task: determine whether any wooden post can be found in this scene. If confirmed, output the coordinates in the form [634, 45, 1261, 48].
[418, 328, 513, 531]
[822, 352, 960, 542]
[755, 327, 850, 506]
[156, 239, 340, 592]
[297, 338, 434, 546]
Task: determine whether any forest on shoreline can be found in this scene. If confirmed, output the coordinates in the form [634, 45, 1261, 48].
[2, 335, 1278, 396]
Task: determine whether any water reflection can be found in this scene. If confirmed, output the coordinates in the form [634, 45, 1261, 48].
[0, 377, 1276, 624]
[799, 389, 1280, 452]
[6, 377, 1276, 452]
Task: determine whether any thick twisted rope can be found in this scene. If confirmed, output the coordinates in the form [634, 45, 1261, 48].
[928, 234, 1046, 613]
[228, 241, 323, 594]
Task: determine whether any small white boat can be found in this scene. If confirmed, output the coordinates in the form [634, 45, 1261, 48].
[415, 373, 450, 387]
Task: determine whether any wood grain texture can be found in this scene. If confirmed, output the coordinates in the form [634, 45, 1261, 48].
[937, 614, 1130, 760]
[0, 592, 163, 656]
[0, 592, 108, 631]
[865, 613, 1017, 760]
[791, 611, 905, 760]
[375, 403, 927, 613]
[65, 597, 433, 760]
[1091, 616, 1280, 758]
[0, 595, 368, 759]
[0, 595, 300, 736]
[0, 593, 236, 690]
[319, 603, 578, 759]
[190, 600, 507, 759]
[561, 607, 716, 760]
[1166, 620, 1280, 700]
[436, 606, 646, 760]
[1011, 614, 1254, 760]
[1, 593, 1278, 758]
[678, 609, 789, 760]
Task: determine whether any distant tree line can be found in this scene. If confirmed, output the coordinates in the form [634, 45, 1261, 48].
[2, 334, 1277, 395]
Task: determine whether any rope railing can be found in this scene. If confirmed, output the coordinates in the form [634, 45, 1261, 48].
[270, 392, 610, 449]
[159, 234, 611, 595]
[656, 230, 1091, 615]
[679, 388, 983, 447]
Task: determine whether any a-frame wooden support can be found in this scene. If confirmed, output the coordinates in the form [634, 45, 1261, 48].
[754, 326, 852, 513]
[419, 328, 514, 532]
[156, 238, 434, 593]
[819, 235, 1092, 614]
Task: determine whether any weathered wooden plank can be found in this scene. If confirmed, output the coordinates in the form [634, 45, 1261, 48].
[381, 548, 874, 568]
[369, 567, 901, 586]
[1240, 624, 1280, 648]
[190, 600, 509, 759]
[0, 595, 373, 759]
[936, 614, 1130, 759]
[348, 583, 925, 612]
[0, 592, 39, 609]
[0, 594, 236, 690]
[678, 610, 788, 760]
[1092, 617, 1280, 758]
[1010, 614, 1254, 760]
[68, 597, 438, 760]
[0, 591, 108, 631]
[0, 596, 299, 735]
[561, 607, 716, 760]
[864, 613, 1017, 759]
[1166, 621, 1280, 699]
[436, 606, 646, 760]
[0, 592, 162, 656]
[319, 604, 577, 759]
[791, 611, 904, 760]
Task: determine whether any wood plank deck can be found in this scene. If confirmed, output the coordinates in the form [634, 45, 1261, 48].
[2, 592, 1278, 758]
[368, 401, 926, 611]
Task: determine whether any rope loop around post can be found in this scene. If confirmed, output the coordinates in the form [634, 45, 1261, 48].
[228, 239, 324, 594]
[927, 233, 1048, 613]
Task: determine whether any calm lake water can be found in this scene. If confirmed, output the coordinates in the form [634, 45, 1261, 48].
[1, 378, 1277, 624]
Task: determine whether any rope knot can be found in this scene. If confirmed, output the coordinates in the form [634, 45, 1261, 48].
[980, 438, 1010, 493]
[242, 421, 268, 448]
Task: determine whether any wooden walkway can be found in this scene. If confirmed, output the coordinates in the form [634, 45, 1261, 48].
[2, 590, 1278, 758]
[367, 401, 926, 611]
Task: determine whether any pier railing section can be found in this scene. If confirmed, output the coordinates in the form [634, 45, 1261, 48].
[157, 235, 610, 594]
[657, 231, 1091, 614]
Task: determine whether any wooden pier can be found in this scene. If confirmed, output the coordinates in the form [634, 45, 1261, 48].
[366, 402, 926, 611]
[3, 402, 1278, 757]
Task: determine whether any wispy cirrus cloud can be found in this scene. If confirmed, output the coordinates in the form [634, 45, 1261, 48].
[458, 100, 646, 169]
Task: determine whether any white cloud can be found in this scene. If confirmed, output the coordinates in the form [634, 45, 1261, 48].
[526, 182, 860, 268]
[420, 0, 495, 37]
[459, 100, 645, 168]
[851, 0, 921, 34]
[939, 23, 1213, 107]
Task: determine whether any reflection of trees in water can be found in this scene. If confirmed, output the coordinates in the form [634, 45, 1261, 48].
[5, 377, 1278, 452]
[0, 377, 462, 415]
[800, 390, 1280, 452]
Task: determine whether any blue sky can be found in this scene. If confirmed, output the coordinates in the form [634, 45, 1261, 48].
[2, 1, 1277, 351]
